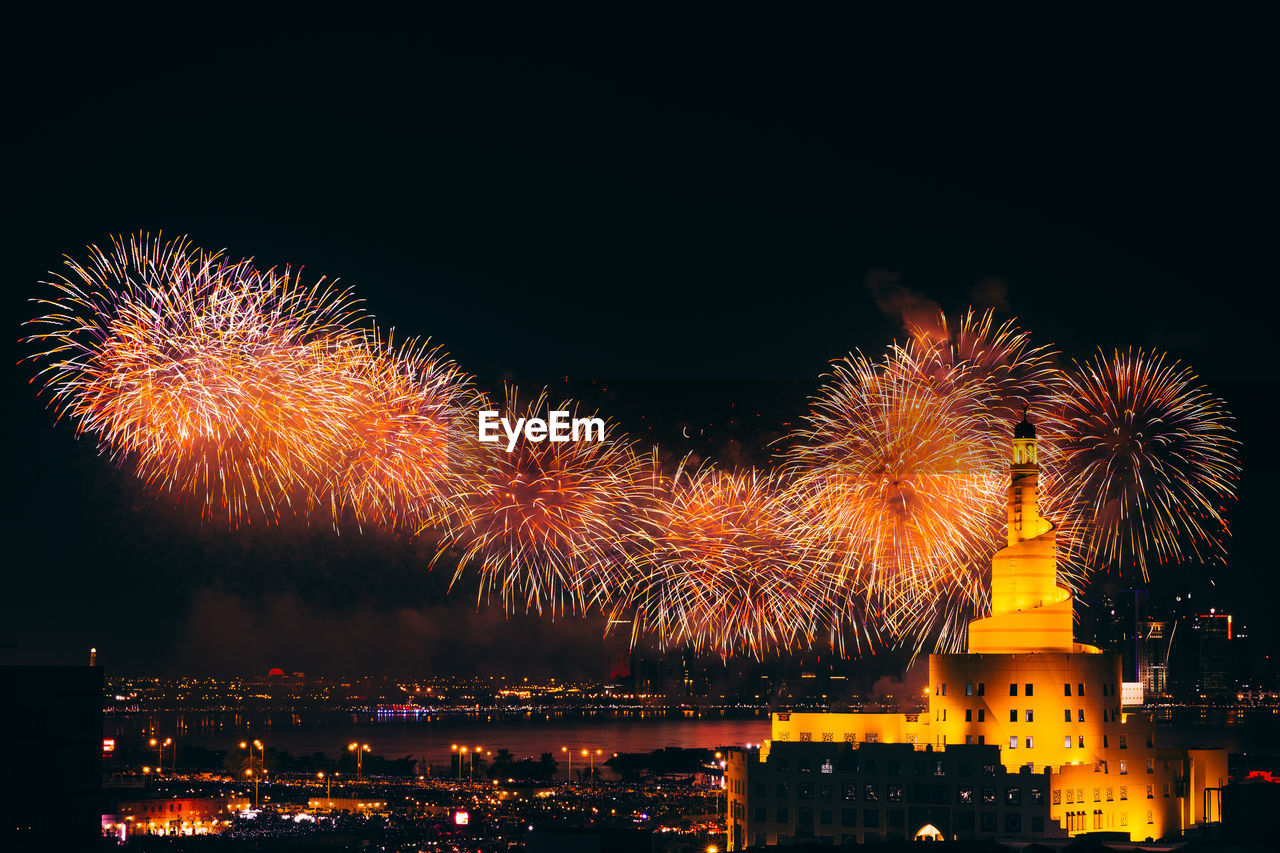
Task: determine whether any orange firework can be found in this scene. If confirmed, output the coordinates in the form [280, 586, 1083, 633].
[27, 235, 476, 528]
[787, 347, 1005, 650]
[27, 235, 1242, 659]
[443, 389, 655, 616]
[330, 334, 480, 532]
[620, 464, 839, 658]
[1058, 348, 1239, 578]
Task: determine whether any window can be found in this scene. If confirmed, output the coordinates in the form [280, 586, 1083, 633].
[1032, 815, 1045, 833]
[1120, 735, 1128, 750]
[776, 808, 789, 823]
[939, 683, 947, 696]
[1005, 813, 1022, 833]
[1078, 683, 1086, 696]
[1052, 789, 1062, 805]
[819, 784, 832, 800]
[977, 683, 985, 696]
[841, 808, 856, 827]
[958, 786, 974, 804]
[1103, 735, 1109, 748]
[1119, 761, 1127, 775]
[965, 735, 974, 745]
[800, 731, 812, 742]
[978, 709, 985, 722]
[1010, 683, 1018, 696]
[1025, 683, 1034, 696]
[819, 809, 832, 825]
[1078, 736, 1085, 748]
[799, 807, 813, 824]
[1026, 737, 1034, 749]
[1006, 787, 1021, 805]
[1147, 809, 1154, 824]
[981, 812, 997, 832]
[777, 758, 791, 772]
[1093, 787, 1101, 802]
[799, 783, 813, 800]
[965, 709, 972, 722]
[755, 782, 766, 797]
[942, 709, 947, 721]
[864, 809, 879, 828]
[1164, 783, 1171, 797]
[1147, 734, 1155, 748]
[1010, 709, 1018, 723]
[978, 735, 985, 745]
[863, 784, 878, 801]
[888, 785, 903, 802]
[1025, 710, 1034, 722]
[982, 787, 997, 804]
[1031, 787, 1043, 804]
[887, 760, 901, 776]
[777, 782, 791, 797]
[1065, 736, 1073, 748]
[1064, 683, 1071, 696]
[842, 783, 857, 801]
[1147, 759, 1155, 774]
[754, 807, 766, 822]
[1065, 709, 1072, 722]
[966, 682, 973, 696]
[1009, 736, 1018, 749]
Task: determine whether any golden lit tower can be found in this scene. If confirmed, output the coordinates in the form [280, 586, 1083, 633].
[967, 407, 1079, 654]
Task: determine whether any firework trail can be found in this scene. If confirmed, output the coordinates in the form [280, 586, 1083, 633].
[1057, 348, 1239, 579]
[442, 388, 655, 616]
[26, 237, 1242, 657]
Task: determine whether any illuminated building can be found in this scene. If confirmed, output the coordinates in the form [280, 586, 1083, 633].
[725, 413, 1227, 847]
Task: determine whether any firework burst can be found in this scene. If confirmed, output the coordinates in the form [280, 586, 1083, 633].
[26, 235, 1243, 658]
[443, 389, 654, 616]
[1058, 348, 1239, 578]
[620, 464, 840, 658]
[786, 347, 1006, 650]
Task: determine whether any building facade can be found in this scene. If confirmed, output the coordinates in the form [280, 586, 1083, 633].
[726, 414, 1226, 847]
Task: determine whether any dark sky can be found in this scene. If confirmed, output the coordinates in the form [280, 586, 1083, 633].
[4, 6, 1277, 677]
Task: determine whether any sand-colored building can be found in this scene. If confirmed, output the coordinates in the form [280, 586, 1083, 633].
[726, 414, 1226, 847]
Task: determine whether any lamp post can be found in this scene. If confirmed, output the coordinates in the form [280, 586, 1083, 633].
[561, 746, 572, 783]
[165, 738, 175, 775]
[582, 748, 603, 783]
[348, 742, 370, 780]
[469, 746, 482, 782]
[318, 772, 331, 798]
[149, 738, 161, 774]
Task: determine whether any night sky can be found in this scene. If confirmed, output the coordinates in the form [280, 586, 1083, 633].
[5, 6, 1277, 677]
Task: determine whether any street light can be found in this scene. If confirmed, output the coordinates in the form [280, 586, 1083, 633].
[561, 746, 572, 783]
[348, 742, 370, 780]
[317, 771, 331, 798]
[581, 748, 603, 783]
[164, 738, 175, 775]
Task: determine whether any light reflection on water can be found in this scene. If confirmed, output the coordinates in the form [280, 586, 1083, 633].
[106, 707, 1277, 778]
[106, 710, 772, 778]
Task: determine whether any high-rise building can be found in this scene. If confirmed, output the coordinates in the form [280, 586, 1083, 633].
[724, 413, 1227, 847]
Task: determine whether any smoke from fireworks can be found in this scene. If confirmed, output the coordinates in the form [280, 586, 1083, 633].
[27, 236, 1242, 656]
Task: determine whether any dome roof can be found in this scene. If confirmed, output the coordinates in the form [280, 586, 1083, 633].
[1014, 406, 1036, 439]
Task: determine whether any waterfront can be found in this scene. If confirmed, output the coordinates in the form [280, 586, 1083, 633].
[107, 710, 772, 778]
[105, 706, 1280, 779]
